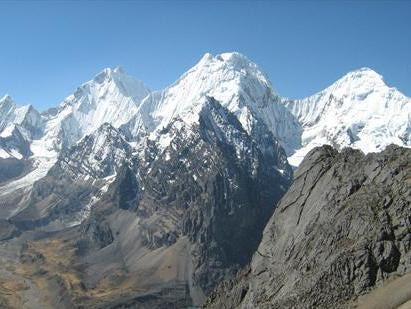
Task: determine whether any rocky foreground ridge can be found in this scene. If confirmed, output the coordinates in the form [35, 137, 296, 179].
[206, 145, 411, 309]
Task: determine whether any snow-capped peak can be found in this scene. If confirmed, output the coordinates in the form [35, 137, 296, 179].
[2, 54, 409, 174]
[0, 95, 43, 160]
[185, 52, 273, 93]
[0, 94, 14, 104]
[0, 95, 41, 135]
[93, 66, 130, 84]
[67, 66, 150, 107]
[0, 95, 17, 121]
[345, 67, 383, 79]
[129, 52, 300, 153]
[285, 67, 411, 166]
[320, 67, 388, 100]
[40, 67, 151, 152]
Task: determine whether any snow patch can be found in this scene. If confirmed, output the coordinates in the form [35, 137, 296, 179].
[0, 148, 10, 158]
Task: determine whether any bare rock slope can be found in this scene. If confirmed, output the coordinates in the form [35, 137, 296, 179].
[206, 145, 411, 308]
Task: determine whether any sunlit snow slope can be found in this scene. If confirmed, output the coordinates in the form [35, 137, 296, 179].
[284, 68, 411, 166]
[0, 67, 150, 196]
[1, 53, 410, 181]
[124, 52, 301, 153]
[40, 66, 150, 152]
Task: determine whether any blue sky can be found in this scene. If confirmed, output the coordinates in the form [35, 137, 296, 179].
[0, 1, 410, 110]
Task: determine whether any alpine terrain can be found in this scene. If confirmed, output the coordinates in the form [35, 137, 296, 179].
[0, 52, 409, 308]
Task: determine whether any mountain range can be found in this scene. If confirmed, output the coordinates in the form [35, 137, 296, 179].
[1, 53, 410, 166]
[0, 52, 410, 308]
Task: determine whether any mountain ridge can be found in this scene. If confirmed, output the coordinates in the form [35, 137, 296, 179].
[1, 53, 409, 165]
[0, 53, 410, 201]
[284, 65, 411, 165]
[0, 52, 410, 308]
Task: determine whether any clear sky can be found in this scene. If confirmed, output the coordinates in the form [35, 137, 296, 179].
[0, 1, 410, 111]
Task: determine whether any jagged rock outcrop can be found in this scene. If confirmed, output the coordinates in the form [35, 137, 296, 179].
[142, 97, 292, 294]
[9, 124, 132, 229]
[69, 97, 292, 307]
[0, 95, 43, 159]
[57, 123, 133, 179]
[206, 145, 411, 308]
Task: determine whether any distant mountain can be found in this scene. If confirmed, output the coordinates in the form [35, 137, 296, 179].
[0, 67, 150, 200]
[1, 54, 410, 188]
[0, 95, 42, 159]
[284, 68, 411, 166]
[40, 66, 150, 152]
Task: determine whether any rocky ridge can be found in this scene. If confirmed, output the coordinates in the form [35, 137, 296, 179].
[206, 145, 411, 308]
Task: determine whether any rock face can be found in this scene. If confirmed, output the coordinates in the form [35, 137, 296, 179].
[8, 124, 132, 229]
[206, 145, 411, 308]
[0, 158, 31, 183]
[70, 97, 292, 307]
[0, 95, 42, 159]
[144, 97, 292, 294]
